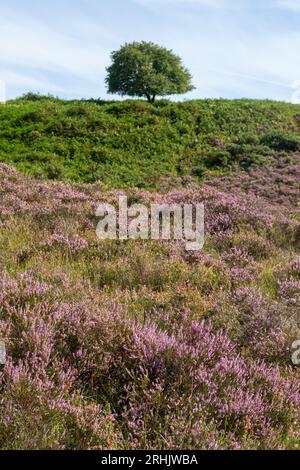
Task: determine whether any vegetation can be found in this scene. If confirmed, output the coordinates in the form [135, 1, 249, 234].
[0, 157, 299, 449]
[0, 95, 300, 188]
[106, 42, 194, 103]
[0, 95, 300, 450]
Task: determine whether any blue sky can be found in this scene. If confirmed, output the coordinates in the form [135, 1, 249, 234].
[0, 0, 300, 101]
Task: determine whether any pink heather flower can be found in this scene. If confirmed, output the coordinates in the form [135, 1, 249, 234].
[47, 234, 88, 253]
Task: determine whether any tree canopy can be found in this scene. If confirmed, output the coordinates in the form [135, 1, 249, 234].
[106, 41, 194, 103]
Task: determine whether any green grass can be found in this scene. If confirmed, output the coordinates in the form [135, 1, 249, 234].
[0, 93, 300, 188]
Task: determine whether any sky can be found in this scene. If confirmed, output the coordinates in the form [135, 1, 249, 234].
[0, 0, 300, 102]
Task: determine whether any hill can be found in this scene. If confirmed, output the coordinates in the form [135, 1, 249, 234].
[0, 96, 300, 450]
[1, 94, 300, 188]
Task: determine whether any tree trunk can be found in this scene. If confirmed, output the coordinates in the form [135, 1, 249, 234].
[145, 94, 156, 103]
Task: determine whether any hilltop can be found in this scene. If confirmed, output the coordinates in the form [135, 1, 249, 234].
[0, 94, 300, 188]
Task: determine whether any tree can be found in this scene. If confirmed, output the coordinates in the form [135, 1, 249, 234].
[106, 41, 194, 103]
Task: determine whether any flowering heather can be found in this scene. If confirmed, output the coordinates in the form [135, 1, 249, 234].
[0, 159, 300, 450]
[278, 279, 300, 302]
[291, 259, 300, 277]
[46, 234, 89, 254]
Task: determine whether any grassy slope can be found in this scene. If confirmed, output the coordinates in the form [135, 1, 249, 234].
[0, 94, 300, 188]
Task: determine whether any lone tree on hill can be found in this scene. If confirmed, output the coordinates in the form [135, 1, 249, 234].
[106, 41, 194, 103]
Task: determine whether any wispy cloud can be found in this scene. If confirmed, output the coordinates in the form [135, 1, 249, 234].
[0, 3, 121, 98]
[0, 18, 107, 79]
[276, 0, 300, 11]
[134, 0, 231, 10]
[0, 0, 298, 101]
[136, 0, 226, 6]
[138, 0, 300, 10]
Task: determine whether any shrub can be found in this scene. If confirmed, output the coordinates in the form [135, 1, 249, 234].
[17, 92, 55, 102]
[0, 161, 300, 449]
[1, 98, 300, 187]
[45, 161, 64, 180]
[260, 131, 300, 152]
[205, 150, 231, 168]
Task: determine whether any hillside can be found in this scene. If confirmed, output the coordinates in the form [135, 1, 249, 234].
[0, 155, 300, 449]
[0, 97, 300, 450]
[1, 94, 300, 188]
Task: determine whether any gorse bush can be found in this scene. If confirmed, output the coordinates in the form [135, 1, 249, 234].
[0, 97, 300, 188]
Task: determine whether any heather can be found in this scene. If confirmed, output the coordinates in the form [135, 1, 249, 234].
[0, 155, 299, 450]
[1, 96, 300, 188]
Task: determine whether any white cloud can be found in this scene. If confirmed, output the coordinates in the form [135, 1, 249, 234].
[0, 18, 110, 80]
[0, 5, 121, 97]
[276, 0, 300, 11]
[159, 11, 299, 101]
[145, 0, 300, 9]
[1, 70, 67, 94]
[0, 0, 298, 101]
[135, 0, 227, 7]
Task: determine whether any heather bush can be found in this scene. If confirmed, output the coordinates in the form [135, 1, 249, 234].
[0, 360, 120, 450]
[0, 158, 300, 450]
[94, 311, 299, 448]
[0, 273, 299, 449]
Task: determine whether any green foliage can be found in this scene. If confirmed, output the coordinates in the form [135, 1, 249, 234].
[16, 92, 59, 102]
[0, 96, 300, 188]
[260, 131, 300, 152]
[106, 41, 194, 102]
